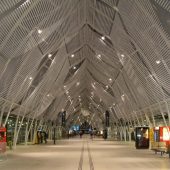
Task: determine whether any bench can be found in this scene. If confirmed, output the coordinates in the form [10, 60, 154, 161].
[151, 142, 170, 158]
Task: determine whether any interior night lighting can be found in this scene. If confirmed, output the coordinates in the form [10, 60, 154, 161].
[71, 54, 75, 58]
[101, 36, 105, 40]
[156, 60, 161, 64]
[97, 54, 101, 60]
[29, 77, 33, 80]
[38, 29, 42, 34]
[48, 54, 52, 58]
[121, 54, 125, 57]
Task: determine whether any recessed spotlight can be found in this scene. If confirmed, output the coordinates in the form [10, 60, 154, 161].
[71, 54, 75, 58]
[156, 60, 161, 64]
[38, 29, 42, 34]
[109, 78, 112, 81]
[66, 91, 69, 94]
[73, 66, 76, 70]
[47, 94, 50, 97]
[106, 85, 109, 89]
[29, 77, 33, 80]
[76, 82, 80, 86]
[121, 54, 125, 57]
[48, 54, 52, 58]
[97, 54, 101, 60]
[101, 36, 105, 40]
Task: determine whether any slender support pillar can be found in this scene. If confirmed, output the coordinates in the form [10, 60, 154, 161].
[53, 127, 56, 145]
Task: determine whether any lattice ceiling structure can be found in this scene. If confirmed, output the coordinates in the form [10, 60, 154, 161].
[0, 0, 170, 127]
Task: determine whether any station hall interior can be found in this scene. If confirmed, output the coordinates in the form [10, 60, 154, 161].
[1, 0, 170, 169]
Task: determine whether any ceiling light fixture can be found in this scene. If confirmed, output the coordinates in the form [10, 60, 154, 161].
[29, 77, 33, 80]
[97, 54, 101, 60]
[73, 66, 76, 70]
[48, 53, 52, 58]
[156, 60, 161, 64]
[38, 29, 42, 34]
[121, 54, 125, 57]
[71, 54, 75, 58]
[101, 36, 105, 40]
[109, 78, 112, 81]
[76, 82, 80, 86]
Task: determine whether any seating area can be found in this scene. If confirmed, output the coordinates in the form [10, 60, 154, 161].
[151, 142, 170, 157]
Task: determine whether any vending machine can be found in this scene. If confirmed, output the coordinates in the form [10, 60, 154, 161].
[0, 127, 7, 153]
[154, 126, 170, 146]
[135, 127, 150, 149]
[0, 127, 6, 142]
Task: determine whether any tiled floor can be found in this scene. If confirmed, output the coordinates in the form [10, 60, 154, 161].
[0, 136, 170, 170]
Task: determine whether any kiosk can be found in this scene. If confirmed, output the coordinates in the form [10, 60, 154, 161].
[0, 127, 7, 153]
[135, 127, 149, 149]
[154, 126, 170, 146]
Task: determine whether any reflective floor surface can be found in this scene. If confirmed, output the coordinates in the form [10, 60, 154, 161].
[0, 136, 170, 170]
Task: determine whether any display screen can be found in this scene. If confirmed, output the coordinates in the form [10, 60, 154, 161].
[163, 127, 170, 141]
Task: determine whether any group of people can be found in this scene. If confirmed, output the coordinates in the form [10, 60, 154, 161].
[79, 129, 96, 139]
[37, 131, 48, 144]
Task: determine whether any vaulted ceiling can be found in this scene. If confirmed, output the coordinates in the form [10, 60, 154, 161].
[0, 0, 170, 127]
